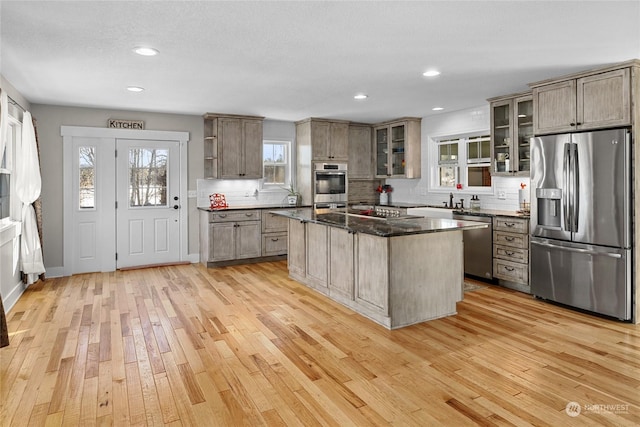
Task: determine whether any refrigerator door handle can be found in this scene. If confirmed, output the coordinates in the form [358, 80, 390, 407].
[563, 143, 571, 231]
[572, 143, 579, 232]
[532, 241, 623, 258]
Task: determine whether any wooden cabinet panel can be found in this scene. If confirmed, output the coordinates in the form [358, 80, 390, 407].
[329, 122, 349, 161]
[374, 118, 421, 178]
[492, 216, 529, 291]
[355, 233, 389, 315]
[311, 121, 330, 161]
[241, 119, 264, 178]
[329, 228, 354, 300]
[578, 68, 631, 130]
[236, 221, 262, 259]
[309, 120, 348, 161]
[489, 93, 532, 176]
[493, 217, 529, 233]
[533, 80, 576, 134]
[305, 222, 328, 290]
[493, 258, 528, 284]
[209, 222, 236, 261]
[288, 219, 306, 278]
[262, 232, 287, 256]
[348, 124, 373, 179]
[219, 118, 243, 178]
[262, 210, 288, 233]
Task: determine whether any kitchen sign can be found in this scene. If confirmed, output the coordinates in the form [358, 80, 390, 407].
[108, 119, 144, 130]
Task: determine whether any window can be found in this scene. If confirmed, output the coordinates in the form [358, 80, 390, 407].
[128, 148, 168, 207]
[79, 146, 96, 209]
[431, 133, 492, 191]
[263, 140, 291, 187]
[0, 117, 20, 224]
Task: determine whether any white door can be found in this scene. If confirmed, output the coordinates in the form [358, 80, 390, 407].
[63, 127, 188, 275]
[68, 137, 116, 274]
[116, 139, 181, 268]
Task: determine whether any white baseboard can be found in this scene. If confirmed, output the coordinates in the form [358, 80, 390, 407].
[186, 253, 200, 264]
[2, 280, 27, 313]
[44, 266, 65, 278]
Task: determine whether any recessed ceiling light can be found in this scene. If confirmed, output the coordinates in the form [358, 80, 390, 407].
[133, 46, 159, 56]
[432, 107, 444, 111]
[127, 86, 145, 92]
[354, 94, 368, 100]
[423, 70, 441, 77]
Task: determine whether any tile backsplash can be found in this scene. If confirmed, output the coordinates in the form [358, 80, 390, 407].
[196, 179, 291, 208]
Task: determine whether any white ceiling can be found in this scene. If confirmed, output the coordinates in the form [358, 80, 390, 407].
[1, 1, 639, 123]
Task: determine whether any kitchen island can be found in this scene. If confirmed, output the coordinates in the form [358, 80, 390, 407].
[273, 209, 488, 329]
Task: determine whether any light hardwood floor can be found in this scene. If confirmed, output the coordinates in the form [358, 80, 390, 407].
[1, 261, 639, 426]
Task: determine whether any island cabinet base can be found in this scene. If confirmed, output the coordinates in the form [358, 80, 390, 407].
[287, 218, 464, 329]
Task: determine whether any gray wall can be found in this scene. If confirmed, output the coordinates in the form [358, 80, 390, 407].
[29, 104, 204, 270]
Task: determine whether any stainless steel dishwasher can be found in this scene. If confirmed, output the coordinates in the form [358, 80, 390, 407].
[452, 213, 493, 280]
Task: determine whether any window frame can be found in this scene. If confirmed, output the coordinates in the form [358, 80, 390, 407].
[0, 115, 21, 226]
[429, 131, 493, 194]
[262, 139, 292, 190]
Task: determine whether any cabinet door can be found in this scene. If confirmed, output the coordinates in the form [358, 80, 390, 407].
[329, 228, 354, 300]
[218, 118, 242, 178]
[514, 95, 533, 176]
[210, 222, 236, 261]
[375, 126, 390, 177]
[490, 99, 513, 175]
[355, 233, 388, 315]
[306, 222, 328, 290]
[577, 68, 631, 130]
[533, 80, 576, 135]
[329, 122, 349, 161]
[389, 123, 406, 176]
[262, 210, 288, 233]
[236, 221, 262, 259]
[311, 121, 331, 161]
[349, 125, 373, 179]
[242, 119, 264, 178]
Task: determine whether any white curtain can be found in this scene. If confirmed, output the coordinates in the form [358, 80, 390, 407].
[16, 111, 45, 284]
[0, 90, 8, 164]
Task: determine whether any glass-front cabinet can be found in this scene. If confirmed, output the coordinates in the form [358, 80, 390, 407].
[489, 92, 532, 176]
[374, 118, 421, 178]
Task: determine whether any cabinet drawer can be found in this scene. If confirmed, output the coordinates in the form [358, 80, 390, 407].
[209, 210, 261, 222]
[493, 258, 528, 284]
[493, 245, 529, 264]
[262, 210, 288, 233]
[493, 216, 529, 233]
[262, 232, 287, 256]
[493, 230, 529, 249]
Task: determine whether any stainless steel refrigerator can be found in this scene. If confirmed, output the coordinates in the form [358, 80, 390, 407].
[530, 128, 632, 321]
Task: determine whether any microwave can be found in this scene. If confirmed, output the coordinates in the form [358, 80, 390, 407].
[314, 163, 347, 204]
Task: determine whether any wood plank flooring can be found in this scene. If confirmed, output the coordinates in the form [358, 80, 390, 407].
[1, 261, 639, 426]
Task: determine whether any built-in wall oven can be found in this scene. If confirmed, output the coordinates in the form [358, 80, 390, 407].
[314, 163, 347, 209]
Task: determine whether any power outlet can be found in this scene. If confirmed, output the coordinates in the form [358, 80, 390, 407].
[187, 190, 197, 198]
[497, 190, 506, 200]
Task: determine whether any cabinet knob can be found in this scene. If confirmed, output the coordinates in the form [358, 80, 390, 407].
[570, 122, 576, 126]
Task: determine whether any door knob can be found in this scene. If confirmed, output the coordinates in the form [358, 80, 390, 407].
[174, 196, 179, 201]
[173, 205, 180, 210]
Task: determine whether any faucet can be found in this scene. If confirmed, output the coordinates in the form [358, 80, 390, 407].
[459, 198, 464, 209]
[448, 192, 454, 208]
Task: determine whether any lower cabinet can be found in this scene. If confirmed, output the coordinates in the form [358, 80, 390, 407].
[200, 208, 289, 266]
[354, 233, 388, 316]
[492, 216, 530, 292]
[287, 219, 306, 278]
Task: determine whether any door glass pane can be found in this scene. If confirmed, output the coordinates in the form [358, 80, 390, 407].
[79, 146, 95, 209]
[128, 148, 168, 207]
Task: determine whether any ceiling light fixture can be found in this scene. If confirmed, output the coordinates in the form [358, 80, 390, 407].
[133, 46, 159, 56]
[354, 94, 368, 100]
[432, 107, 444, 111]
[423, 70, 441, 77]
[127, 86, 145, 92]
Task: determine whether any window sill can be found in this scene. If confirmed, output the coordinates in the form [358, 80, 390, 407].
[0, 220, 21, 246]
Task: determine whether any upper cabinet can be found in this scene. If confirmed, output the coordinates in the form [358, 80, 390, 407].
[297, 118, 349, 162]
[531, 67, 631, 135]
[203, 113, 264, 179]
[374, 118, 421, 178]
[489, 93, 533, 177]
[348, 123, 373, 179]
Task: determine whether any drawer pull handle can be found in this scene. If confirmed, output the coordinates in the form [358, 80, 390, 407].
[504, 236, 515, 242]
[246, 213, 254, 217]
[271, 238, 279, 242]
[218, 214, 227, 218]
[504, 266, 515, 272]
[506, 250, 515, 256]
[505, 223, 515, 227]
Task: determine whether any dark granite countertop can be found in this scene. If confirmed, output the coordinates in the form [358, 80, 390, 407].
[272, 209, 488, 238]
[452, 208, 530, 219]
